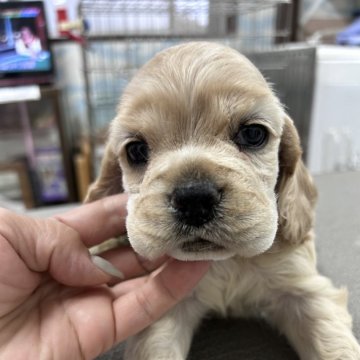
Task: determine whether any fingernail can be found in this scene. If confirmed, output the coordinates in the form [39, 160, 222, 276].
[91, 255, 124, 279]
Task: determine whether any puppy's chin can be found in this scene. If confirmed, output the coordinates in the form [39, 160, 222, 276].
[169, 247, 236, 261]
[169, 232, 276, 261]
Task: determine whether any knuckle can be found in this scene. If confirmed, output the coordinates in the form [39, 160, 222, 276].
[135, 289, 156, 323]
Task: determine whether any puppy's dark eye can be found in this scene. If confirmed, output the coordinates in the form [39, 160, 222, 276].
[234, 124, 268, 149]
[126, 141, 149, 165]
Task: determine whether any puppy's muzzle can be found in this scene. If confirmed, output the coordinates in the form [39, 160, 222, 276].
[170, 180, 222, 227]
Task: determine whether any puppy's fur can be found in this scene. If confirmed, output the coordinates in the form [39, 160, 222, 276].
[86, 42, 360, 359]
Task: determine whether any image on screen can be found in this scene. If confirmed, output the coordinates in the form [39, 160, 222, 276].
[0, 4, 52, 73]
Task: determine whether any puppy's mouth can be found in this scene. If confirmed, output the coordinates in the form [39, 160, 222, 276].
[170, 236, 234, 261]
[181, 237, 225, 253]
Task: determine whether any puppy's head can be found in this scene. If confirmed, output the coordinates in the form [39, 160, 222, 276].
[86, 42, 317, 261]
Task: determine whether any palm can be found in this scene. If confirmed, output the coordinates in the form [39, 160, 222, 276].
[0, 273, 116, 359]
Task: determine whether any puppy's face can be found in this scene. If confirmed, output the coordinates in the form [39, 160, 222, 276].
[107, 42, 285, 261]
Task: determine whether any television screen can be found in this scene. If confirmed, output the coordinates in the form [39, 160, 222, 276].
[0, 1, 54, 86]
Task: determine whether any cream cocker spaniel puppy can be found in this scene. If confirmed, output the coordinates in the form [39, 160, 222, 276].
[86, 42, 360, 360]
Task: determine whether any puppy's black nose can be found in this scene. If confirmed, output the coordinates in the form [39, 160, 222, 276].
[170, 181, 221, 227]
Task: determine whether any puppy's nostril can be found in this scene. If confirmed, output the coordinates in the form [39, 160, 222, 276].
[170, 181, 221, 227]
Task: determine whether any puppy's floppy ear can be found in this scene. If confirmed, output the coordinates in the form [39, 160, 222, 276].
[276, 116, 317, 244]
[84, 142, 123, 203]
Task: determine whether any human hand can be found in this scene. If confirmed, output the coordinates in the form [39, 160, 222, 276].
[0, 195, 210, 359]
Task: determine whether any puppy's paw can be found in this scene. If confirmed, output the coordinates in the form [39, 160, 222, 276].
[325, 333, 360, 360]
[344, 341, 360, 360]
[306, 339, 360, 360]
[124, 346, 185, 360]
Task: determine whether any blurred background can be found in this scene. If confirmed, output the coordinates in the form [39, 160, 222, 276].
[1, 0, 360, 211]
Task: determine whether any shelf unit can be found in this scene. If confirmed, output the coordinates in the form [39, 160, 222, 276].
[0, 86, 77, 207]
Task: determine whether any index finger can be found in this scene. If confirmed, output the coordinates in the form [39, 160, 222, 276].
[112, 259, 210, 342]
[54, 194, 127, 246]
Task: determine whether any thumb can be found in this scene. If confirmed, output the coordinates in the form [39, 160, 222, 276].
[0, 209, 113, 287]
[45, 220, 116, 286]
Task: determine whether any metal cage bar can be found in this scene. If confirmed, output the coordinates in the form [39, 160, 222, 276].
[79, 0, 294, 176]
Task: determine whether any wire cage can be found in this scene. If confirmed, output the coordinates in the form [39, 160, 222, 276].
[79, 0, 294, 174]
